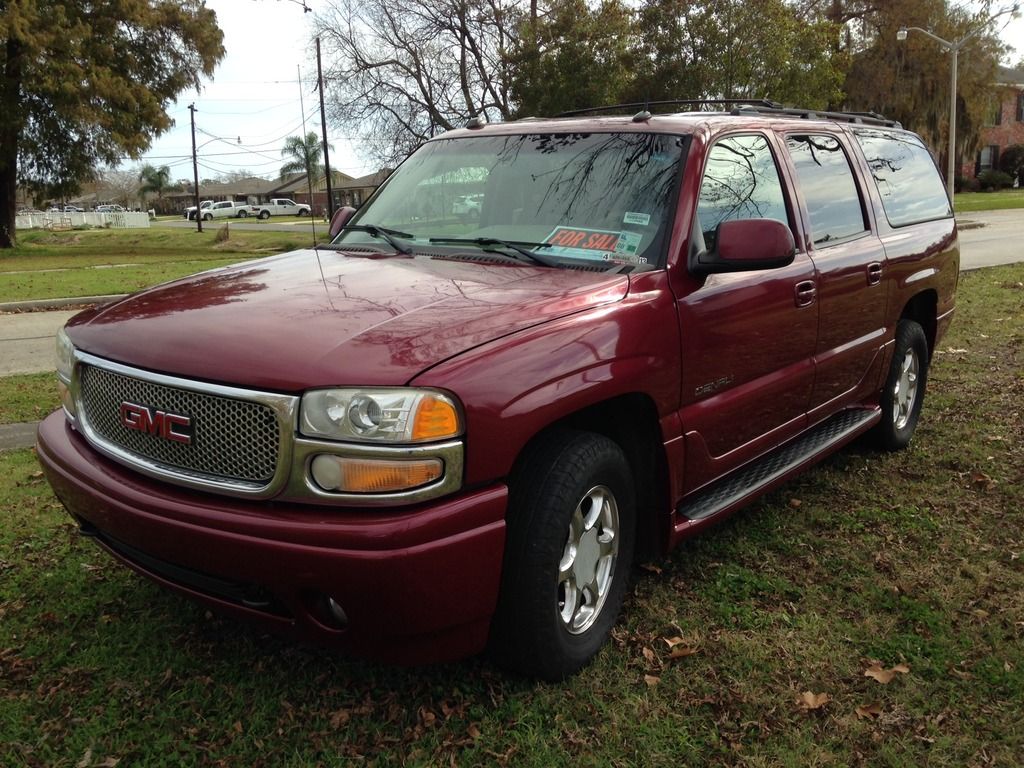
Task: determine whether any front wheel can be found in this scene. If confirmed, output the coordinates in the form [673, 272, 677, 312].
[874, 319, 929, 450]
[202, 212, 213, 221]
[490, 429, 635, 680]
[298, 208, 309, 217]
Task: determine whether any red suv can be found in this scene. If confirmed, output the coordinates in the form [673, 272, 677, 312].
[37, 101, 958, 679]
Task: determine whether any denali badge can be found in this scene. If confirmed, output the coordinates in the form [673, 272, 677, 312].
[119, 402, 193, 445]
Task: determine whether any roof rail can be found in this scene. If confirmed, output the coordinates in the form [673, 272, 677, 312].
[552, 99, 901, 128]
[557, 99, 783, 117]
[729, 104, 901, 128]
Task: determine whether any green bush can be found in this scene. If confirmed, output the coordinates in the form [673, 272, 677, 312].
[977, 169, 1014, 191]
[954, 175, 980, 193]
[998, 144, 1024, 186]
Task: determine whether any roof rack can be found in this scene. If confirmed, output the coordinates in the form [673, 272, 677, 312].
[557, 99, 784, 117]
[553, 99, 901, 129]
[729, 104, 901, 128]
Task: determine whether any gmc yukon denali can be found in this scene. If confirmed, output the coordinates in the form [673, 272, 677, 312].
[37, 102, 958, 679]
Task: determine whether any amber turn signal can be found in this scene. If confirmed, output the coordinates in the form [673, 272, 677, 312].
[411, 396, 460, 441]
[311, 455, 443, 494]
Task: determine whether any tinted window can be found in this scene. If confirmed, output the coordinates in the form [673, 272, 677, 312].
[854, 130, 951, 227]
[697, 135, 788, 250]
[786, 134, 866, 245]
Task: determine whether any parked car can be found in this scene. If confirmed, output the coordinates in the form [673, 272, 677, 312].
[452, 193, 483, 216]
[254, 198, 311, 218]
[203, 200, 256, 220]
[38, 102, 958, 680]
[63, 205, 85, 213]
[183, 200, 214, 220]
[95, 204, 125, 213]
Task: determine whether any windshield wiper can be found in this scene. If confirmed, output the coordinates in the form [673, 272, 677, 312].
[340, 224, 414, 254]
[428, 237, 558, 267]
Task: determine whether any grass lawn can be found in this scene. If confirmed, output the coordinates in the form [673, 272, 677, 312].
[953, 188, 1024, 212]
[0, 373, 58, 425]
[0, 228, 322, 302]
[1, 264, 1021, 766]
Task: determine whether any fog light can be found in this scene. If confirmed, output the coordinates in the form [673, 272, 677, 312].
[310, 455, 443, 494]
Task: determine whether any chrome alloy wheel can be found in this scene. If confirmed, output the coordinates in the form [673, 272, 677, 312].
[558, 485, 619, 634]
[892, 347, 919, 430]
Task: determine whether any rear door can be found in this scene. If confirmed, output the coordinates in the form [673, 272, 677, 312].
[781, 132, 888, 415]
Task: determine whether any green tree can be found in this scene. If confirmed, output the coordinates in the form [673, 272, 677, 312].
[0, 1, 224, 248]
[830, 0, 1008, 180]
[138, 164, 173, 210]
[279, 132, 332, 183]
[510, 0, 635, 118]
[628, 0, 844, 108]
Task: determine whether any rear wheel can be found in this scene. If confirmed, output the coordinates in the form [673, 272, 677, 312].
[875, 319, 929, 450]
[258, 210, 270, 220]
[238, 210, 248, 218]
[490, 429, 635, 680]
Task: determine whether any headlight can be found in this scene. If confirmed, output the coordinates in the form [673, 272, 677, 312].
[55, 328, 77, 417]
[56, 327, 75, 381]
[299, 388, 462, 443]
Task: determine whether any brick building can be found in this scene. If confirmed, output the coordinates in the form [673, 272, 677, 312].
[968, 66, 1024, 179]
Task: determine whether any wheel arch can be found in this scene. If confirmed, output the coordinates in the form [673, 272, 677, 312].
[510, 392, 670, 561]
[899, 289, 938, 360]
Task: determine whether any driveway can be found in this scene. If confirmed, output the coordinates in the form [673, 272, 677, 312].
[957, 209, 1023, 270]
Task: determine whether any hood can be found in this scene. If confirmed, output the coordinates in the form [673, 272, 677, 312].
[66, 249, 629, 392]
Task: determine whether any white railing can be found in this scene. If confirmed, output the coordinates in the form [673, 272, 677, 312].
[15, 212, 151, 230]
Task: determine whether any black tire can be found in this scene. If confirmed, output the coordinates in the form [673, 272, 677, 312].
[258, 210, 270, 220]
[203, 212, 212, 221]
[298, 208, 309, 217]
[874, 319, 929, 450]
[490, 429, 635, 680]
[237, 210, 248, 218]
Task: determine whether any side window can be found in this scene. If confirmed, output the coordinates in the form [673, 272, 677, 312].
[697, 134, 789, 250]
[854, 130, 952, 227]
[786, 134, 867, 246]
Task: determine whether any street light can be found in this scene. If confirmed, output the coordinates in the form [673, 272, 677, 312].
[898, 5, 1019, 206]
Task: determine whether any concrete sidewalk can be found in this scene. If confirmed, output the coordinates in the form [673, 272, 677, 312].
[0, 309, 81, 376]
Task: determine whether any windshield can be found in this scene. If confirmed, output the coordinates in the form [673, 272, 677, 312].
[336, 132, 686, 268]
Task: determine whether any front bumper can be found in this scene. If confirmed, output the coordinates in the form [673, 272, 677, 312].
[36, 411, 507, 664]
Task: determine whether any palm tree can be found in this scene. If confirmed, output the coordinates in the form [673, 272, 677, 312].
[279, 132, 332, 183]
[138, 164, 172, 210]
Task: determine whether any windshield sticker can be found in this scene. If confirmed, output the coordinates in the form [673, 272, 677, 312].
[623, 212, 651, 226]
[544, 226, 646, 263]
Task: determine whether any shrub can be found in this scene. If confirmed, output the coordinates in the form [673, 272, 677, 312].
[998, 144, 1024, 186]
[976, 169, 1014, 191]
[214, 223, 230, 243]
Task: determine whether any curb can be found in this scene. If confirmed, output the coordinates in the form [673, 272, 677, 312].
[0, 421, 38, 452]
[0, 294, 127, 313]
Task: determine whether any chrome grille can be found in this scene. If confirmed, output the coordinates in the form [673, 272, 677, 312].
[78, 363, 280, 485]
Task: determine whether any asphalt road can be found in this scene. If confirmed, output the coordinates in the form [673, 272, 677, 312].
[957, 209, 1023, 270]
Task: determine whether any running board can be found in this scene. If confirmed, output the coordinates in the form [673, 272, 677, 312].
[677, 409, 878, 522]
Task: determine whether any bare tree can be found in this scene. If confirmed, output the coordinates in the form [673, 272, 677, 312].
[101, 169, 142, 208]
[315, 0, 518, 166]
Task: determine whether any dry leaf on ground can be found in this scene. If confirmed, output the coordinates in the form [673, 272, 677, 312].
[798, 691, 830, 710]
[864, 662, 910, 684]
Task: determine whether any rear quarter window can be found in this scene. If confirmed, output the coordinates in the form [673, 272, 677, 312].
[853, 129, 952, 227]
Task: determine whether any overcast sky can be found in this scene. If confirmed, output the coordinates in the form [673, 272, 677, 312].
[134, 0, 1024, 185]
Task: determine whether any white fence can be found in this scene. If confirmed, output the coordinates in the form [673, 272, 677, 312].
[15, 212, 151, 230]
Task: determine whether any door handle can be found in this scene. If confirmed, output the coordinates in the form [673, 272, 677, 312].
[794, 280, 816, 307]
[867, 261, 883, 286]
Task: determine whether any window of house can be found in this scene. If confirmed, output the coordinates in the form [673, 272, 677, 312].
[991, 98, 1003, 126]
[1017, 91, 1024, 122]
[785, 134, 867, 246]
[979, 145, 1000, 172]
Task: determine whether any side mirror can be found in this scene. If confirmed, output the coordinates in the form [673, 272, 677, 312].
[328, 206, 357, 239]
[692, 218, 796, 275]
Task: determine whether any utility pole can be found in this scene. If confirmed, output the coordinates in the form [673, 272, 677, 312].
[189, 103, 202, 233]
[317, 37, 334, 220]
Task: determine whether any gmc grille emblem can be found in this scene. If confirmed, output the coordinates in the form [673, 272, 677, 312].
[119, 402, 193, 445]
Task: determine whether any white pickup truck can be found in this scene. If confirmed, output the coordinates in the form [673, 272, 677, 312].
[254, 198, 311, 219]
[184, 200, 255, 221]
